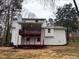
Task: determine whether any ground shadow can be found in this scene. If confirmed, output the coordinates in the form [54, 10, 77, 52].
[13, 45, 47, 49]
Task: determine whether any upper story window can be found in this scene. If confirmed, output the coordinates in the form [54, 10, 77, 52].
[37, 38, 40, 42]
[27, 38, 30, 41]
[48, 29, 51, 33]
[35, 20, 38, 22]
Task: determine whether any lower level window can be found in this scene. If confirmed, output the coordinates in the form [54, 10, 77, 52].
[37, 38, 40, 42]
[27, 38, 30, 41]
[48, 29, 51, 33]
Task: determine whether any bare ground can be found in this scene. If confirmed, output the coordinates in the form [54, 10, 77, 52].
[0, 45, 79, 59]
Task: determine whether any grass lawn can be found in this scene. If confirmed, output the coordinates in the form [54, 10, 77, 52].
[0, 40, 79, 59]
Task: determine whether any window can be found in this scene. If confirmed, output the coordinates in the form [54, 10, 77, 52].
[48, 29, 51, 33]
[27, 38, 30, 41]
[36, 20, 38, 22]
[12, 27, 16, 29]
[37, 38, 40, 42]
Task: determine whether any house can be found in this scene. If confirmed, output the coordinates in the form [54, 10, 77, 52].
[11, 17, 67, 47]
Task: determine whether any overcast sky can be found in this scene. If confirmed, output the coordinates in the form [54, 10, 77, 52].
[21, 0, 79, 19]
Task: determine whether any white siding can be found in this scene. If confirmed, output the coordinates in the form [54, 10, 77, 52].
[44, 29, 67, 45]
[20, 37, 42, 45]
[41, 21, 47, 27]
[11, 22, 21, 45]
[11, 20, 67, 46]
[18, 20, 44, 23]
[41, 29, 45, 45]
[45, 29, 54, 37]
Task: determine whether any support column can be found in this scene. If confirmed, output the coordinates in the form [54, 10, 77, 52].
[17, 24, 21, 46]
[41, 29, 45, 45]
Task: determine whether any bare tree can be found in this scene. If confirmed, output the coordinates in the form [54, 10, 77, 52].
[0, 0, 23, 46]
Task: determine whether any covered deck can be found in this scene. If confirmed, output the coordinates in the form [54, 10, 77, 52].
[19, 23, 44, 46]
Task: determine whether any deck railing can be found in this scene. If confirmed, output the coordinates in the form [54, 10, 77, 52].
[19, 30, 41, 36]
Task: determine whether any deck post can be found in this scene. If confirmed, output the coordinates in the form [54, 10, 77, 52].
[43, 39, 44, 46]
[34, 38, 35, 45]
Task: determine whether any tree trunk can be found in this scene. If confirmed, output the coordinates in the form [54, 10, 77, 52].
[66, 27, 69, 44]
[5, 7, 10, 46]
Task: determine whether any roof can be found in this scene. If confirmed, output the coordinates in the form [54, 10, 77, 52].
[22, 18, 46, 21]
[13, 18, 46, 21]
[42, 26, 66, 30]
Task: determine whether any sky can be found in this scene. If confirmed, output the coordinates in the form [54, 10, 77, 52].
[21, 0, 79, 19]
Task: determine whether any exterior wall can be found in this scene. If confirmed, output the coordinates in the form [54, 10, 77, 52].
[44, 29, 67, 45]
[11, 21, 43, 46]
[18, 19, 44, 24]
[18, 28, 43, 45]
[40, 29, 45, 45]
[45, 29, 54, 37]
[21, 37, 41, 45]
[11, 21, 21, 45]
[11, 20, 67, 46]
[41, 21, 47, 27]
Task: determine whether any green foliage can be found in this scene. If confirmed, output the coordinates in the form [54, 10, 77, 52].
[55, 3, 78, 33]
[69, 39, 79, 46]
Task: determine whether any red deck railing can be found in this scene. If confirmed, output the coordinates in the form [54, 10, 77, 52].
[19, 30, 41, 36]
